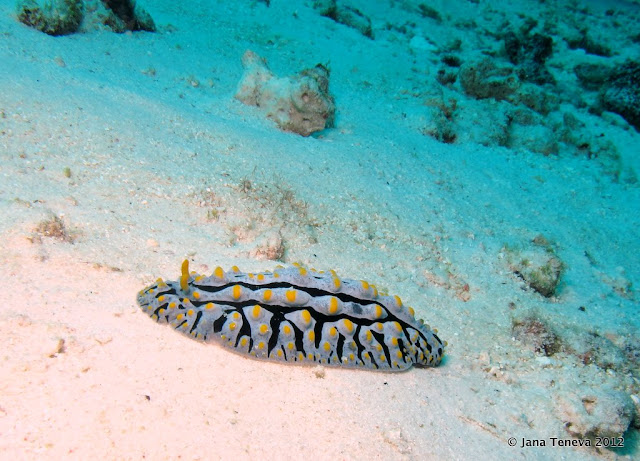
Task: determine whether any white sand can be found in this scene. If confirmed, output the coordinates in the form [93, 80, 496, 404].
[0, 0, 638, 459]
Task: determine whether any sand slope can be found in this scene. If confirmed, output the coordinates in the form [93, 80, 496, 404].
[0, 0, 638, 459]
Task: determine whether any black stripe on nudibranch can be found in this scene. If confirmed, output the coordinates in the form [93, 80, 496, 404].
[136, 260, 446, 371]
[212, 314, 226, 333]
[189, 310, 203, 334]
[267, 311, 285, 354]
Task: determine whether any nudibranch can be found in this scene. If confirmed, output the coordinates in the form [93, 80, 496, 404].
[137, 260, 445, 371]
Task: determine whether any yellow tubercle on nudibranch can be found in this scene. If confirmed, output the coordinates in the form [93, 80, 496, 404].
[394, 295, 403, 308]
[300, 309, 312, 326]
[342, 318, 354, 333]
[180, 259, 190, 292]
[285, 289, 297, 303]
[137, 259, 445, 371]
[332, 277, 341, 290]
[328, 296, 340, 314]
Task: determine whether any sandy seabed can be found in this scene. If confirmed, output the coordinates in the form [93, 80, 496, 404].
[0, 0, 639, 459]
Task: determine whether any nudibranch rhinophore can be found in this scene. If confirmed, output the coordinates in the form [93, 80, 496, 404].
[137, 260, 446, 371]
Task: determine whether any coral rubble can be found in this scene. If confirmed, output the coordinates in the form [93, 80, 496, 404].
[17, 0, 83, 36]
[235, 50, 336, 137]
[16, 0, 155, 35]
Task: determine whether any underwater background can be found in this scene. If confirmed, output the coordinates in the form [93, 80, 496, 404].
[0, 0, 638, 459]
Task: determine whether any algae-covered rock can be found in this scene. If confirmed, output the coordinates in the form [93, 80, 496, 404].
[574, 62, 613, 91]
[459, 59, 520, 100]
[235, 50, 336, 137]
[503, 29, 554, 84]
[17, 0, 84, 36]
[515, 255, 563, 297]
[557, 388, 634, 440]
[505, 238, 564, 297]
[600, 60, 640, 131]
[512, 315, 561, 356]
[313, 0, 373, 39]
[16, 0, 155, 35]
[101, 0, 155, 32]
[512, 83, 559, 115]
[566, 29, 612, 58]
[437, 98, 511, 147]
[507, 121, 559, 156]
